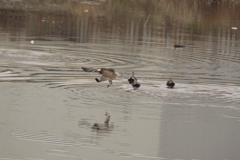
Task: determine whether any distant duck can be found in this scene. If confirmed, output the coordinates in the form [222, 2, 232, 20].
[92, 112, 112, 130]
[132, 82, 140, 88]
[128, 72, 136, 84]
[82, 67, 121, 87]
[128, 72, 140, 88]
[174, 44, 186, 49]
[166, 78, 175, 88]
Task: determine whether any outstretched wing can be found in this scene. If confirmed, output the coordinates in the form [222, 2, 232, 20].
[82, 67, 99, 72]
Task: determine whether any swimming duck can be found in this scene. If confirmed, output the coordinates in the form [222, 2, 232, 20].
[128, 72, 140, 88]
[128, 72, 136, 84]
[132, 82, 140, 88]
[166, 78, 175, 88]
[92, 112, 111, 130]
[174, 44, 186, 49]
[82, 67, 121, 87]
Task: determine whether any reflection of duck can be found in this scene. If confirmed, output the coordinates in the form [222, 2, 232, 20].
[82, 67, 121, 87]
[92, 112, 111, 130]
[166, 78, 175, 88]
[174, 44, 186, 49]
[128, 72, 140, 88]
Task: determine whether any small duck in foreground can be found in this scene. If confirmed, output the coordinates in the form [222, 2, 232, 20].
[166, 78, 175, 88]
[92, 112, 112, 130]
[82, 67, 121, 87]
[174, 44, 186, 49]
[128, 72, 140, 88]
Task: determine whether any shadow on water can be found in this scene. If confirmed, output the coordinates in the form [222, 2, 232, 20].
[1, 1, 240, 160]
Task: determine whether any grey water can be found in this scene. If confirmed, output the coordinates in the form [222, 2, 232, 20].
[1, 1, 240, 160]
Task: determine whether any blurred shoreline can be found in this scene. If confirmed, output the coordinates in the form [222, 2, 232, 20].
[0, 0, 239, 44]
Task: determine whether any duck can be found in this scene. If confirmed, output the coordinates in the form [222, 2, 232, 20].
[166, 78, 175, 88]
[174, 44, 186, 49]
[92, 112, 111, 130]
[128, 72, 136, 84]
[132, 82, 140, 88]
[128, 72, 140, 88]
[82, 67, 121, 87]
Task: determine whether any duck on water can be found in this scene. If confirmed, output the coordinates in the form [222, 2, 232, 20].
[128, 72, 140, 88]
[166, 78, 175, 88]
[92, 112, 113, 130]
[82, 67, 121, 87]
[174, 44, 186, 49]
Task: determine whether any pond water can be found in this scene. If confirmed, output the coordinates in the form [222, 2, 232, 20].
[1, 1, 240, 160]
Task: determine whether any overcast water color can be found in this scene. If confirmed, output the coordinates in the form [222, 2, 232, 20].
[0, 0, 240, 160]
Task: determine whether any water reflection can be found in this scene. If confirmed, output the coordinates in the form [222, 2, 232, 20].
[160, 104, 240, 160]
[1, 1, 240, 160]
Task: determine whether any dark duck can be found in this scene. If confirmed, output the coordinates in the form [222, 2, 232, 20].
[166, 78, 175, 88]
[174, 44, 186, 49]
[82, 67, 121, 87]
[128, 72, 140, 88]
[92, 112, 111, 130]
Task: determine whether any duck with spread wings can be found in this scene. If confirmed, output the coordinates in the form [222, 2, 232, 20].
[82, 67, 121, 87]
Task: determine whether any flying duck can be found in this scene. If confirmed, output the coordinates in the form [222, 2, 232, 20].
[128, 72, 140, 88]
[166, 78, 175, 88]
[92, 112, 111, 130]
[82, 67, 121, 87]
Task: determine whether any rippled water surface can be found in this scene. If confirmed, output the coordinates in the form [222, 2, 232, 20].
[1, 1, 240, 160]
